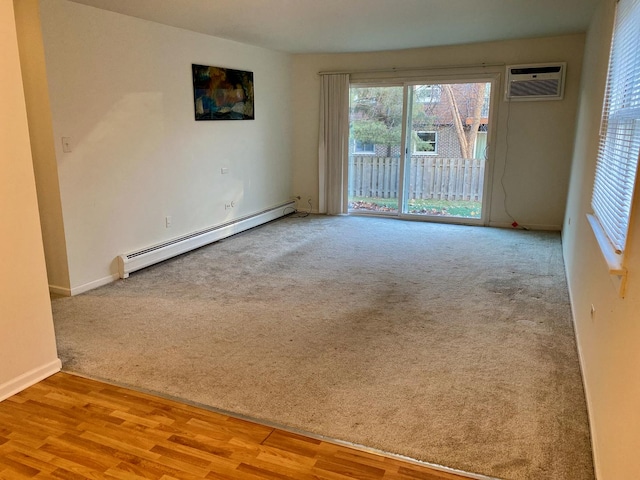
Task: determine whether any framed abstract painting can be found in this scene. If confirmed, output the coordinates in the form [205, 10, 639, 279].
[192, 64, 254, 120]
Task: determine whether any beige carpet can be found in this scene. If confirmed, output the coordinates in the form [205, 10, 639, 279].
[52, 215, 594, 480]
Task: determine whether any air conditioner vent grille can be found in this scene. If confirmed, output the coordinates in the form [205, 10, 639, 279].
[509, 79, 560, 98]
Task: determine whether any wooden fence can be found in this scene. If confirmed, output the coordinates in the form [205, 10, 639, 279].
[348, 155, 485, 201]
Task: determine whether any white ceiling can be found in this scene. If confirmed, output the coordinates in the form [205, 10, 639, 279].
[67, 0, 599, 54]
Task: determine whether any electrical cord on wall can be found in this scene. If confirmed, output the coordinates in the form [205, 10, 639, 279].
[283, 205, 297, 216]
[500, 97, 527, 229]
[283, 196, 312, 217]
[295, 198, 312, 217]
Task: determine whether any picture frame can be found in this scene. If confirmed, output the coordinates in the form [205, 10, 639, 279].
[192, 64, 254, 120]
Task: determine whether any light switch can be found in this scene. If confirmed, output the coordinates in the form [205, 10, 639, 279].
[221, 167, 229, 174]
[62, 137, 72, 153]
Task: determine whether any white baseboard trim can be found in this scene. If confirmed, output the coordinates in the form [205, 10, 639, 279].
[488, 221, 562, 231]
[70, 273, 121, 296]
[0, 358, 62, 402]
[59, 202, 297, 296]
[117, 201, 295, 279]
[49, 284, 71, 297]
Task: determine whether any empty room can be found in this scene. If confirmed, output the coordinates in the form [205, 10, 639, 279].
[2, 0, 640, 479]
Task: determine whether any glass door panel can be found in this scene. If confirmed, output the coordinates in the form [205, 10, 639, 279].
[404, 82, 491, 219]
[348, 86, 404, 214]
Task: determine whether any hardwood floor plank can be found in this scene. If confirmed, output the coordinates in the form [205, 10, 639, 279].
[166, 434, 235, 459]
[109, 409, 164, 428]
[103, 464, 157, 480]
[44, 453, 121, 480]
[395, 465, 475, 480]
[75, 404, 128, 426]
[4, 450, 56, 476]
[40, 436, 118, 471]
[48, 466, 98, 480]
[235, 463, 296, 480]
[314, 455, 386, 480]
[107, 459, 169, 480]
[0, 373, 483, 480]
[254, 444, 317, 469]
[0, 401, 73, 434]
[186, 417, 272, 445]
[77, 426, 162, 457]
[260, 429, 322, 458]
[0, 454, 40, 477]
[2, 438, 56, 464]
[332, 448, 399, 471]
[150, 444, 213, 469]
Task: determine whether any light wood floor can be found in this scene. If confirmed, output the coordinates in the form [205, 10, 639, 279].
[0, 373, 479, 480]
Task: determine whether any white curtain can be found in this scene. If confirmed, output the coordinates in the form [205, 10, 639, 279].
[318, 74, 350, 214]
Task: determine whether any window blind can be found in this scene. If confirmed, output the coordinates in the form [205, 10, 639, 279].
[591, 0, 640, 254]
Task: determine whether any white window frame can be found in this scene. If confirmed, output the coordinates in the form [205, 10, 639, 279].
[413, 130, 437, 155]
[588, 0, 640, 297]
[353, 139, 375, 155]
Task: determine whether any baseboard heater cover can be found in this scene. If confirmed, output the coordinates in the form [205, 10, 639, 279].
[117, 201, 295, 279]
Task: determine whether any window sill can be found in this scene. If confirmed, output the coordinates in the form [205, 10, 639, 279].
[587, 214, 627, 298]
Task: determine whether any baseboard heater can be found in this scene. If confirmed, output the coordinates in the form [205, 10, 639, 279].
[117, 201, 295, 279]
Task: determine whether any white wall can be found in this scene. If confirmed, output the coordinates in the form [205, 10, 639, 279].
[563, 0, 640, 478]
[37, 0, 293, 293]
[0, 0, 60, 400]
[14, 0, 70, 294]
[291, 35, 585, 229]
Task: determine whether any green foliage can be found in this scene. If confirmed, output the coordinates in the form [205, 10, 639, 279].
[351, 120, 386, 143]
[351, 120, 400, 145]
[350, 86, 434, 147]
[348, 197, 481, 218]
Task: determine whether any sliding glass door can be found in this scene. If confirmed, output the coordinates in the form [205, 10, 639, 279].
[347, 86, 404, 214]
[348, 79, 493, 223]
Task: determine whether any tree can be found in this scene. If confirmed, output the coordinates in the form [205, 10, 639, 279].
[350, 87, 404, 150]
[443, 83, 487, 159]
[351, 120, 397, 146]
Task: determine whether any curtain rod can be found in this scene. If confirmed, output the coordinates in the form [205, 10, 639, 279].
[318, 62, 505, 76]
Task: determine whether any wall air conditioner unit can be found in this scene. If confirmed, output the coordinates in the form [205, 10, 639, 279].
[505, 63, 566, 101]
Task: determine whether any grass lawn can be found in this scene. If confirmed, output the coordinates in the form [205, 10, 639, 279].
[349, 197, 481, 218]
